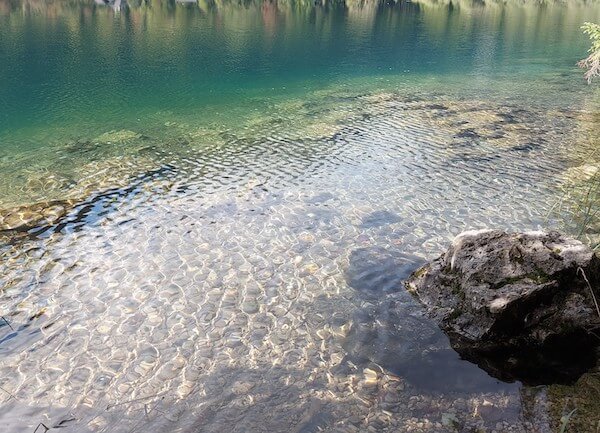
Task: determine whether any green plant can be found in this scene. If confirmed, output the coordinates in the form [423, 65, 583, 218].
[574, 170, 600, 243]
[559, 409, 577, 433]
[549, 166, 600, 251]
[578, 23, 600, 84]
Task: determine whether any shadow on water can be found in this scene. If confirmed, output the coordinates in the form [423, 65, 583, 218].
[343, 242, 600, 403]
[455, 335, 600, 387]
[0, 164, 177, 248]
[0, 242, 538, 433]
[345, 246, 425, 299]
[343, 245, 519, 393]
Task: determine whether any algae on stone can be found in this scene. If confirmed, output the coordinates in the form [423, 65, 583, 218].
[94, 129, 142, 144]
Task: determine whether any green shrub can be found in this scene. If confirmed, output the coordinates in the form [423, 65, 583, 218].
[579, 22, 600, 83]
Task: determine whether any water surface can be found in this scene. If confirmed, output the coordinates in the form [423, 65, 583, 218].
[1, 0, 600, 432]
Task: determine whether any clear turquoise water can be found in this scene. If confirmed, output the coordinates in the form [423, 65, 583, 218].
[0, 0, 598, 150]
[0, 0, 597, 209]
[1, 1, 600, 432]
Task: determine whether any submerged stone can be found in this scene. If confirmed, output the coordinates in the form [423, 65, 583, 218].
[406, 230, 600, 385]
[359, 210, 402, 228]
[454, 128, 481, 139]
[94, 129, 141, 144]
[0, 200, 74, 232]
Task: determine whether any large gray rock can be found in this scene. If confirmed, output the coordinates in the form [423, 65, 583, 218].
[406, 229, 600, 384]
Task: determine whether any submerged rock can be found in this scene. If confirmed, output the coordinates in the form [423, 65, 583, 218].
[94, 129, 141, 144]
[406, 230, 600, 384]
[359, 210, 402, 228]
[0, 200, 74, 233]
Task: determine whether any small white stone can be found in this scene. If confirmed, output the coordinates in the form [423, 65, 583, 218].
[489, 297, 509, 313]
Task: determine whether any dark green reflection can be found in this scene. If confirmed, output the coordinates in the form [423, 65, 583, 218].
[0, 0, 598, 139]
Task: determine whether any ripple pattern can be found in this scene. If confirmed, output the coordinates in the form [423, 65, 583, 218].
[0, 90, 594, 433]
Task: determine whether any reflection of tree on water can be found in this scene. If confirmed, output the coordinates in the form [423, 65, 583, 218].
[3, 0, 599, 29]
[262, 0, 279, 37]
[95, 0, 123, 12]
[0, 0, 596, 84]
[1, 0, 597, 83]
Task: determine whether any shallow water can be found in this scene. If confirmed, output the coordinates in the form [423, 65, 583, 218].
[1, 0, 600, 432]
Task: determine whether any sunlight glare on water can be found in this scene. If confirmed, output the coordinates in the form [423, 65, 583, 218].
[0, 0, 599, 432]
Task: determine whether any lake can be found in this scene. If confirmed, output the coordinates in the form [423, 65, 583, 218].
[0, 0, 599, 432]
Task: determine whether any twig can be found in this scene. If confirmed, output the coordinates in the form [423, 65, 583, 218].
[1, 316, 14, 331]
[587, 328, 600, 342]
[0, 385, 17, 401]
[127, 395, 165, 433]
[33, 423, 49, 433]
[578, 267, 600, 319]
[52, 416, 76, 428]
